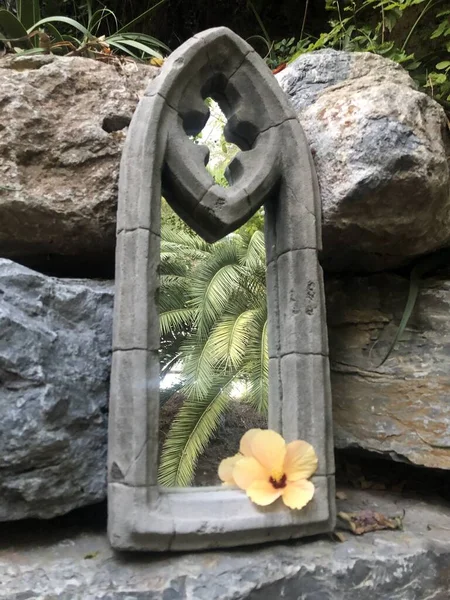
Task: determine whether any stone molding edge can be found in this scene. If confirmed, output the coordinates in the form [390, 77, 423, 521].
[108, 27, 335, 551]
[109, 477, 335, 551]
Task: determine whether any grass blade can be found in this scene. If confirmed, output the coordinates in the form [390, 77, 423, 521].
[379, 249, 450, 365]
[30, 16, 91, 39]
[116, 31, 170, 52]
[108, 37, 163, 59]
[379, 271, 420, 366]
[115, 0, 169, 35]
[43, 22, 63, 44]
[88, 8, 118, 37]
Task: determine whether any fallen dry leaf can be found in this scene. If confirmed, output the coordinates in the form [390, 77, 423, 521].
[330, 531, 347, 543]
[338, 510, 404, 535]
[336, 490, 348, 500]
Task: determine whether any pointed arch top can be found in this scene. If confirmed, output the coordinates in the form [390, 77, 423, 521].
[108, 27, 334, 551]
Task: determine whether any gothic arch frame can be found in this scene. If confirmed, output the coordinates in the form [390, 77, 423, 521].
[108, 27, 335, 551]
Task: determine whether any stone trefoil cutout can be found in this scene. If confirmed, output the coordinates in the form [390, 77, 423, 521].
[108, 27, 335, 551]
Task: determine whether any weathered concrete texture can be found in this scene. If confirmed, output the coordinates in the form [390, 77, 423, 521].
[277, 50, 450, 272]
[327, 271, 450, 470]
[111, 26, 333, 551]
[0, 54, 158, 273]
[0, 259, 113, 521]
[1, 489, 449, 599]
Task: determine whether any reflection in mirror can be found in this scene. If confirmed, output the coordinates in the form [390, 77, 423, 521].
[158, 102, 267, 486]
[191, 98, 239, 187]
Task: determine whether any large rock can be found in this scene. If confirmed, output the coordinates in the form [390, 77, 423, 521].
[0, 259, 113, 520]
[278, 50, 450, 272]
[0, 54, 157, 275]
[1, 488, 449, 599]
[327, 269, 450, 469]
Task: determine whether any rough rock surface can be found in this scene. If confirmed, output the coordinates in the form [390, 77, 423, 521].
[278, 50, 450, 272]
[0, 259, 113, 520]
[327, 270, 450, 469]
[1, 488, 449, 599]
[3, 261, 450, 522]
[0, 54, 158, 275]
[1, 51, 449, 275]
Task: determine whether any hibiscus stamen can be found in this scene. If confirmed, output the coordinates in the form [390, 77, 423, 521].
[269, 473, 287, 489]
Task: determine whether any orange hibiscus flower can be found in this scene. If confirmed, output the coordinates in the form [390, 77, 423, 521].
[218, 429, 318, 510]
[218, 428, 263, 485]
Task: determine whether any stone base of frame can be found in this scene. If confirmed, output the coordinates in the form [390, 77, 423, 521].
[108, 475, 335, 551]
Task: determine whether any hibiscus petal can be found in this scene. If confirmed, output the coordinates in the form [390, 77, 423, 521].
[284, 440, 318, 481]
[233, 456, 269, 490]
[250, 429, 286, 472]
[218, 453, 242, 485]
[239, 428, 262, 457]
[282, 479, 315, 510]
[246, 480, 283, 506]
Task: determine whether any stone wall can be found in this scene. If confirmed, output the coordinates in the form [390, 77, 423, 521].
[0, 48, 449, 521]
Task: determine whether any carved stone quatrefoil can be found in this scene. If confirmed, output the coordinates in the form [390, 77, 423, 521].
[108, 27, 335, 551]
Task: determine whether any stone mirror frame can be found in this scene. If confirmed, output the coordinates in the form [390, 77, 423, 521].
[108, 27, 335, 551]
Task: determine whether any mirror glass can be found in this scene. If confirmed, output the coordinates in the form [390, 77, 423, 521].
[158, 100, 268, 488]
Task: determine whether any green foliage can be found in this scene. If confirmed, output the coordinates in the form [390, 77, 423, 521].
[377, 248, 450, 365]
[272, 37, 301, 63]
[243, 0, 450, 107]
[161, 198, 195, 237]
[159, 217, 209, 405]
[158, 224, 268, 487]
[193, 98, 240, 187]
[282, 0, 450, 107]
[0, 0, 169, 60]
[242, 208, 265, 236]
[424, 9, 450, 102]
[247, 0, 450, 102]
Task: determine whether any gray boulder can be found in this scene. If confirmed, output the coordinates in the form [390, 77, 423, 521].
[0, 259, 113, 520]
[278, 50, 450, 272]
[327, 269, 450, 469]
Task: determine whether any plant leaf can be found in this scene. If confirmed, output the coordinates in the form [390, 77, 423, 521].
[436, 60, 450, 70]
[30, 16, 91, 39]
[208, 310, 261, 370]
[17, 0, 40, 31]
[379, 249, 450, 365]
[107, 37, 163, 59]
[88, 8, 118, 37]
[158, 373, 237, 487]
[116, 31, 170, 52]
[0, 9, 30, 47]
[158, 221, 268, 485]
[243, 314, 268, 413]
[160, 307, 196, 338]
